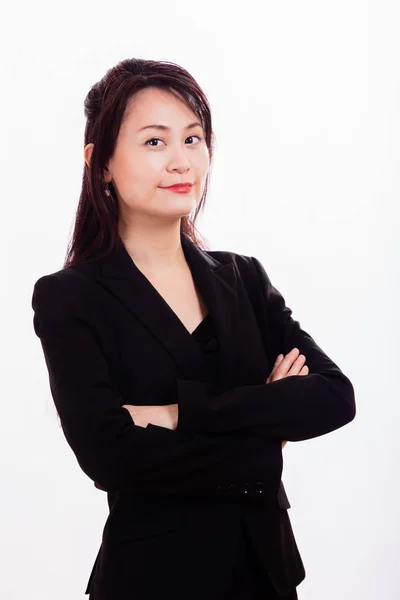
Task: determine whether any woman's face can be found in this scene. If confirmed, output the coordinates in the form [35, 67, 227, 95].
[87, 86, 210, 226]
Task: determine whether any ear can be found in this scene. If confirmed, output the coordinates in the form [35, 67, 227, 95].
[84, 143, 94, 167]
[84, 143, 112, 183]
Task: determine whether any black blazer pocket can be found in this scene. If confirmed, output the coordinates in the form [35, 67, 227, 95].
[105, 502, 187, 546]
[84, 513, 182, 594]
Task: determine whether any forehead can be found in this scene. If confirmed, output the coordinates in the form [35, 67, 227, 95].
[123, 86, 198, 128]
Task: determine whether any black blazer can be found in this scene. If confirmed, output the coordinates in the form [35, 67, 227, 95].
[31, 231, 356, 599]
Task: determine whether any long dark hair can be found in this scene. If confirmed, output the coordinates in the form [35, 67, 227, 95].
[63, 58, 216, 269]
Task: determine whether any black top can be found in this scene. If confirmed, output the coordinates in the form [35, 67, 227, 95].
[191, 313, 219, 385]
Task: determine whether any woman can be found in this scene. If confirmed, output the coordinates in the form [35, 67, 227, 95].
[31, 58, 356, 599]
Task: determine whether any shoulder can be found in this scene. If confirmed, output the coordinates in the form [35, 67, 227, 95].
[206, 247, 255, 271]
[204, 247, 274, 306]
[32, 265, 89, 296]
[31, 265, 97, 322]
[205, 247, 266, 281]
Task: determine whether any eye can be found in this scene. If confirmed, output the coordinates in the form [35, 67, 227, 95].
[145, 135, 203, 147]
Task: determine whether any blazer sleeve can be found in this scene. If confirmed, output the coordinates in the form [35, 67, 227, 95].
[32, 273, 273, 493]
[176, 255, 356, 440]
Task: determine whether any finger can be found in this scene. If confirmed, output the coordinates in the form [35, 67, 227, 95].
[266, 354, 284, 383]
[273, 348, 300, 379]
[299, 365, 309, 375]
[287, 353, 306, 376]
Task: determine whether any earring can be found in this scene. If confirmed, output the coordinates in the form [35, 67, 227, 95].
[105, 182, 111, 197]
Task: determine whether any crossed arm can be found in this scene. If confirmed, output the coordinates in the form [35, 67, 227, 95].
[122, 347, 310, 449]
[121, 254, 355, 446]
[32, 255, 355, 491]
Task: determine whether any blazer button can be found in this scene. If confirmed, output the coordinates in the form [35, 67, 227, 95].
[255, 481, 265, 495]
[240, 483, 250, 496]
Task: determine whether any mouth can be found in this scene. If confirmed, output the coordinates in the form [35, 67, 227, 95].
[161, 183, 193, 192]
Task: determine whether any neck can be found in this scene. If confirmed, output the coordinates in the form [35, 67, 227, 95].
[118, 218, 186, 272]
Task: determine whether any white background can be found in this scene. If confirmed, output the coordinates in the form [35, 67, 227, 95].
[1, 1, 399, 598]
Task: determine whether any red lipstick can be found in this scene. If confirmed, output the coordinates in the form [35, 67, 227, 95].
[161, 183, 193, 193]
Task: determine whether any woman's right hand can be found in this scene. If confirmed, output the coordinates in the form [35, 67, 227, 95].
[266, 348, 309, 449]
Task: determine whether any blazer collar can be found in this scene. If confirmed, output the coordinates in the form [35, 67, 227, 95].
[92, 232, 240, 388]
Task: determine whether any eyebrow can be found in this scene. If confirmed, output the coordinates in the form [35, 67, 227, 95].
[137, 121, 203, 133]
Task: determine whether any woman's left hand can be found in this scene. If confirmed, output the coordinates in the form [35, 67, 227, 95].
[122, 404, 178, 430]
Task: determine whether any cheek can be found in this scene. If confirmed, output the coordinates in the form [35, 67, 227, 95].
[118, 159, 161, 191]
[196, 148, 210, 173]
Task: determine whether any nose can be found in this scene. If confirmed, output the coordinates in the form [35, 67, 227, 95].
[167, 144, 191, 173]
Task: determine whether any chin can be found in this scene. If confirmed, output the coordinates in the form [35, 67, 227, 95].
[161, 200, 197, 217]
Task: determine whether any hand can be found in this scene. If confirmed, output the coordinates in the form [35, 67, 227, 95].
[266, 348, 309, 449]
[266, 348, 309, 384]
[122, 404, 179, 430]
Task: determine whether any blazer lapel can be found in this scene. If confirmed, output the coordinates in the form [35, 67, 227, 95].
[93, 232, 240, 388]
[181, 232, 240, 388]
